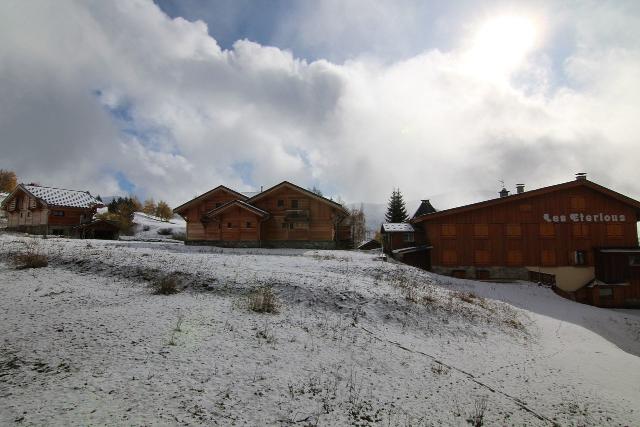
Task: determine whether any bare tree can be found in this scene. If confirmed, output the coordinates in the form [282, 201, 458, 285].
[350, 204, 367, 245]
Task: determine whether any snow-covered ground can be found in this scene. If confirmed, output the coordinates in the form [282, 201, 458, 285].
[125, 212, 186, 242]
[0, 233, 639, 425]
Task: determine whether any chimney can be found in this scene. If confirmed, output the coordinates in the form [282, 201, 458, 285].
[575, 172, 587, 181]
[516, 183, 525, 194]
[260, 185, 263, 192]
[499, 188, 509, 198]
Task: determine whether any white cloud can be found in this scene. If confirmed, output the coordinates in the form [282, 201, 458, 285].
[0, 0, 639, 210]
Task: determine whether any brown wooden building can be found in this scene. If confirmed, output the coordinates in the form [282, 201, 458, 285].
[1, 184, 103, 236]
[411, 174, 640, 307]
[174, 181, 352, 248]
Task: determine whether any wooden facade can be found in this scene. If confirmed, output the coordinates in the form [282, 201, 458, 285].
[175, 181, 351, 248]
[1, 184, 102, 235]
[411, 176, 640, 307]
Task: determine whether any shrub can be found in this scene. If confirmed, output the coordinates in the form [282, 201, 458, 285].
[12, 252, 48, 269]
[171, 232, 186, 241]
[157, 228, 172, 236]
[248, 286, 280, 314]
[11, 241, 48, 269]
[142, 225, 150, 232]
[153, 275, 180, 295]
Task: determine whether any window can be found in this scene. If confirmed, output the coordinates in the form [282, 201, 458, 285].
[474, 250, 490, 265]
[606, 224, 623, 238]
[294, 222, 309, 229]
[282, 222, 293, 229]
[599, 288, 613, 298]
[473, 224, 489, 238]
[246, 221, 252, 228]
[574, 250, 587, 266]
[539, 223, 555, 238]
[291, 199, 299, 209]
[541, 249, 556, 266]
[506, 250, 523, 266]
[572, 224, 589, 238]
[442, 249, 457, 265]
[569, 196, 586, 210]
[506, 224, 521, 238]
[441, 224, 456, 237]
[629, 255, 640, 266]
[227, 222, 232, 228]
[404, 232, 414, 242]
[277, 200, 284, 208]
[52, 210, 65, 217]
[27, 211, 31, 217]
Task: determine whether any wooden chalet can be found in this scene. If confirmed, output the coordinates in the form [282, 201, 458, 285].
[410, 173, 640, 307]
[174, 181, 352, 248]
[1, 184, 103, 236]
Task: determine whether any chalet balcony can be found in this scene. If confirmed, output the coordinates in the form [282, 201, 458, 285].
[284, 209, 310, 222]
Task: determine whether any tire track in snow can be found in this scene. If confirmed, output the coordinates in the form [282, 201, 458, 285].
[359, 325, 557, 425]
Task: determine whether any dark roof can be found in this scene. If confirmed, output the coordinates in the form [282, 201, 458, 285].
[247, 181, 349, 215]
[173, 185, 247, 214]
[412, 199, 436, 218]
[412, 178, 640, 223]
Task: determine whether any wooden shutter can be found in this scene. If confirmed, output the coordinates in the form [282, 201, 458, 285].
[572, 224, 589, 238]
[541, 249, 556, 266]
[474, 250, 490, 265]
[539, 223, 555, 237]
[569, 196, 585, 210]
[441, 224, 457, 237]
[606, 224, 623, 238]
[506, 250, 523, 266]
[506, 224, 521, 237]
[442, 249, 457, 265]
[473, 224, 489, 238]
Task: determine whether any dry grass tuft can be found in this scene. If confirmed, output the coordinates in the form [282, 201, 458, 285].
[454, 291, 479, 304]
[11, 241, 48, 269]
[12, 252, 48, 269]
[248, 286, 280, 314]
[153, 274, 180, 295]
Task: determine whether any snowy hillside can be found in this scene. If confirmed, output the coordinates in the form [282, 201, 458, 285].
[128, 212, 186, 241]
[1, 234, 639, 425]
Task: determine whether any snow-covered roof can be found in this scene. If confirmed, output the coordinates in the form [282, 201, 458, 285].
[382, 223, 414, 232]
[23, 185, 101, 209]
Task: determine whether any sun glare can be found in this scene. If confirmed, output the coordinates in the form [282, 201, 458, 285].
[467, 14, 538, 79]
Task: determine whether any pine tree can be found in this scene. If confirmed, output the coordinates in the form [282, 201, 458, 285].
[384, 188, 408, 223]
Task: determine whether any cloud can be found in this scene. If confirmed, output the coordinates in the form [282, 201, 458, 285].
[0, 0, 639, 210]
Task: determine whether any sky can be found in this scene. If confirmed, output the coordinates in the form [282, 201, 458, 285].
[1, 0, 639, 209]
